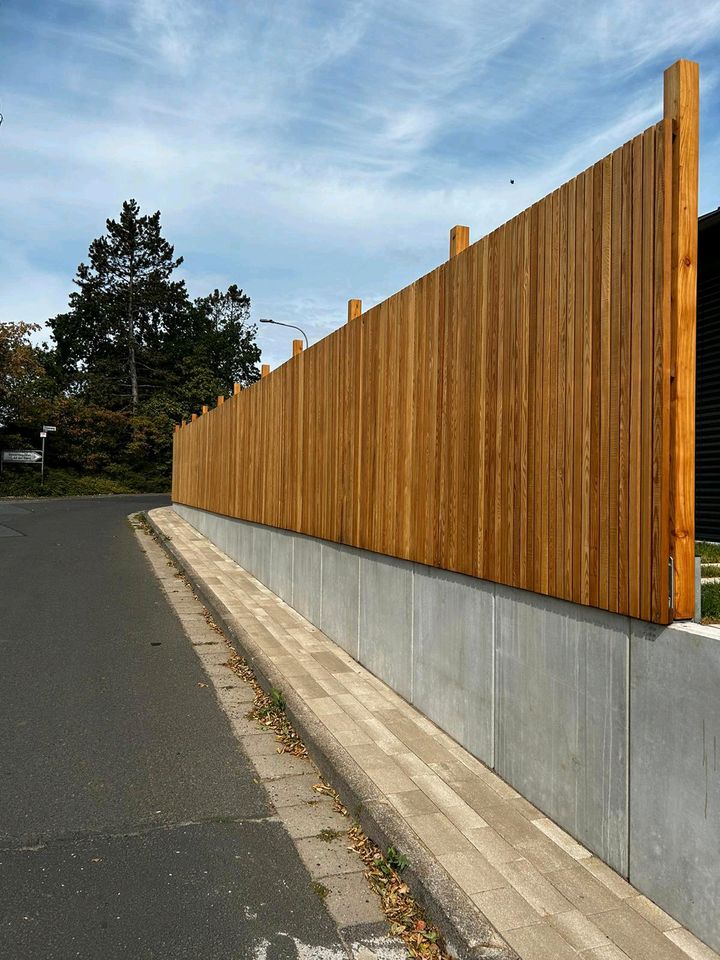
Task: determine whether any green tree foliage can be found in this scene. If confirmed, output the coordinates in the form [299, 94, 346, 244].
[0, 321, 44, 427]
[50, 199, 188, 413]
[1, 200, 262, 495]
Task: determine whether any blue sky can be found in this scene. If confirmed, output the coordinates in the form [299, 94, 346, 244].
[2, 0, 720, 370]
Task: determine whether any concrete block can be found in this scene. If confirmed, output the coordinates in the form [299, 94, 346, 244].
[494, 587, 629, 875]
[412, 564, 494, 766]
[629, 620, 720, 952]
[292, 534, 323, 627]
[320, 542, 360, 659]
[359, 552, 412, 700]
[267, 527, 294, 601]
[250, 522, 272, 589]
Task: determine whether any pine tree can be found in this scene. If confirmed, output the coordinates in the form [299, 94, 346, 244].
[51, 199, 188, 413]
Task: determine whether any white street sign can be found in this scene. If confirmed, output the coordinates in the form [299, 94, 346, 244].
[43, 425, 57, 432]
[40, 432, 47, 438]
[2, 450, 43, 463]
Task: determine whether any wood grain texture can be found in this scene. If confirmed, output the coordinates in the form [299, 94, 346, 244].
[664, 60, 699, 618]
[449, 225, 470, 258]
[173, 63, 698, 625]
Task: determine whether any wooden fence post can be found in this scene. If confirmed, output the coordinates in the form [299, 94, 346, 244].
[233, 383, 241, 395]
[665, 59, 699, 619]
[449, 225, 470, 258]
[191, 413, 197, 422]
[174, 424, 179, 433]
[261, 363, 270, 378]
[347, 299, 362, 322]
[217, 395, 224, 405]
[293, 339, 304, 357]
[202, 404, 209, 414]
[181, 419, 186, 428]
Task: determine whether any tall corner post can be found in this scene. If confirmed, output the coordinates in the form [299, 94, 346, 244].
[664, 59, 699, 619]
[261, 363, 270, 378]
[347, 299, 362, 323]
[449, 225, 470, 259]
[292, 339, 304, 357]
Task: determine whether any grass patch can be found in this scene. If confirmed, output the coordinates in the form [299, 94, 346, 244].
[702, 564, 720, 578]
[312, 881, 329, 900]
[696, 541, 720, 563]
[702, 581, 720, 624]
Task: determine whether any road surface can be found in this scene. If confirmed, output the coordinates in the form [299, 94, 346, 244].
[0, 495, 358, 959]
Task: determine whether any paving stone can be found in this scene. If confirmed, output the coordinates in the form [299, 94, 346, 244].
[296, 835, 365, 879]
[581, 857, 636, 900]
[626, 895, 681, 932]
[404, 812, 475, 857]
[437, 848, 507, 895]
[580, 945, 634, 960]
[464, 827, 524, 866]
[472, 886, 542, 932]
[239, 734, 286, 759]
[496, 858, 574, 917]
[264, 773, 323, 808]
[547, 908, 613, 950]
[665, 928, 720, 960]
[387, 789, 440, 818]
[546, 861, 622, 915]
[592, 905, 690, 960]
[251, 750, 310, 780]
[277, 801, 349, 840]
[322, 873, 386, 928]
[503, 923, 578, 960]
[532, 817, 592, 860]
[514, 833, 579, 875]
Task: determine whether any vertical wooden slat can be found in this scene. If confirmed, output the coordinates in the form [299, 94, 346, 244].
[640, 125, 656, 621]
[664, 60, 699, 619]
[608, 149, 622, 611]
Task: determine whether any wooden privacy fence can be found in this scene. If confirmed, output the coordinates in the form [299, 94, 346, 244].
[173, 60, 699, 625]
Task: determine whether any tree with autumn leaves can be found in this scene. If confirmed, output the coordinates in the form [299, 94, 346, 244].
[0, 200, 261, 494]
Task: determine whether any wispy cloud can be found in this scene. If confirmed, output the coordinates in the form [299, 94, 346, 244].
[1, 0, 719, 366]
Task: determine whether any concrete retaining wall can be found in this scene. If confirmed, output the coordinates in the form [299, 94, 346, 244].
[173, 503, 720, 952]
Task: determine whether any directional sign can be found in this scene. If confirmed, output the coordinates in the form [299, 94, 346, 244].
[2, 450, 43, 463]
[40, 432, 47, 439]
[43, 425, 57, 432]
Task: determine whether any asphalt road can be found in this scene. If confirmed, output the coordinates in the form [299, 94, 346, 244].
[0, 496, 348, 959]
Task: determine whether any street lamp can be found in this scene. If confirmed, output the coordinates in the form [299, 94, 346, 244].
[259, 318, 309, 350]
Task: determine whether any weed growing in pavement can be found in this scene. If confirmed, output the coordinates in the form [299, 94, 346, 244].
[317, 828, 344, 842]
[384, 847, 410, 874]
[312, 881, 330, 900]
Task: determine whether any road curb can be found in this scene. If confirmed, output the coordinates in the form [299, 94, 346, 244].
[143, 509, 517, 960]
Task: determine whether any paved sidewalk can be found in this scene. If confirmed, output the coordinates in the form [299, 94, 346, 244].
[149, 507, 718, 960]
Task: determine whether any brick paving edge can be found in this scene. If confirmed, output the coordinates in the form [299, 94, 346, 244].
[143, 509, 518, 960]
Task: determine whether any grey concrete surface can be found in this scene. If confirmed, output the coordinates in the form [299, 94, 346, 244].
[630, 620, 720, 952]
[292, 533, 323, 626]
[320, 542, 360, 659]
[359, 553, 413, 701]
[0, 496, 356, 960]
[494, 589, 629, 876]
[413, 565, 495, 767]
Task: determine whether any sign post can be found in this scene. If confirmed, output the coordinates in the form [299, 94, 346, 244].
[40, 426, 56, 486]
